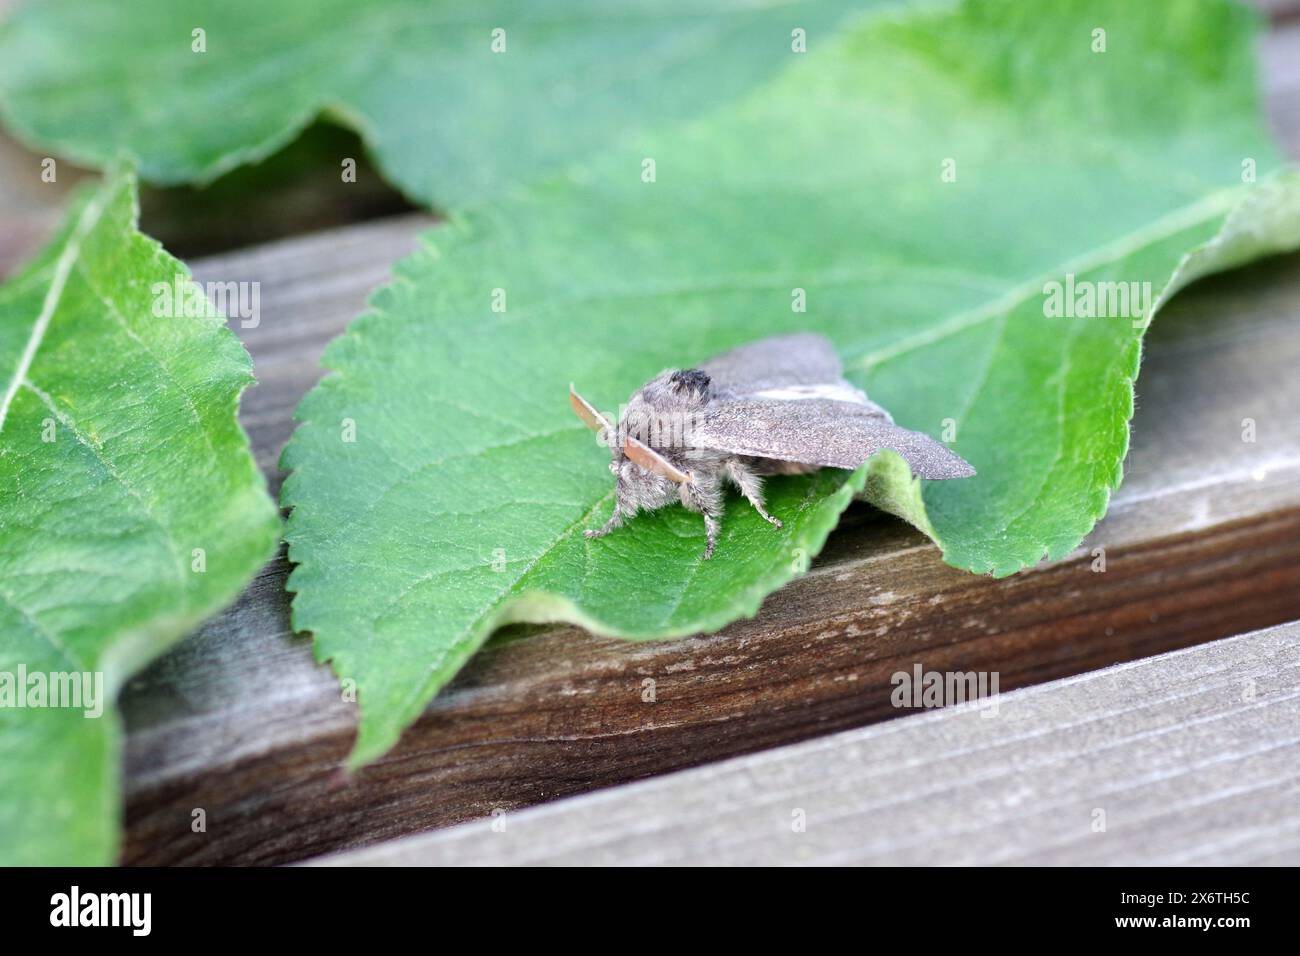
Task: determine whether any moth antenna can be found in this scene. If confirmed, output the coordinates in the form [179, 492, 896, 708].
[572, 384, 690, 481]
[624, 434, 692, 484]
[569, 385, 613, 433]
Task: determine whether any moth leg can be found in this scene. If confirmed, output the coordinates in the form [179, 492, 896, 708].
[725, 459, 782, 529]
[584, 503, 627, 539]
[680, 474, 724, 560]
[702, 513, 721, 561]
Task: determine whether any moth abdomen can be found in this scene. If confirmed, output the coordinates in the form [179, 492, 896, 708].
[744, 456, 821, 477]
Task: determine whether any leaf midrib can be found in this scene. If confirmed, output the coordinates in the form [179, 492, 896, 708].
[0, 180, 191, 676]
[850, 186, 1240, 375]
[345, 487, 616, 763]
[0, 184, 110, 433]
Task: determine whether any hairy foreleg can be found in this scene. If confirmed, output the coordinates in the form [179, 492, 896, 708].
[584, 503, 628, 539]
[725, 459, 782, 529]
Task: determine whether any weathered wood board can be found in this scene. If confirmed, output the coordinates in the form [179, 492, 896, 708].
[314, 621, 1300, 866]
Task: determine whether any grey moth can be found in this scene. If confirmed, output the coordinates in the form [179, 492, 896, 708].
[570, 332, 974, 559]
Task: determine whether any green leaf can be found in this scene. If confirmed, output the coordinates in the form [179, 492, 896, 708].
[0, 0, 865, 207]
[0, 169, 280, 865]
[282, 0, 1300, 766]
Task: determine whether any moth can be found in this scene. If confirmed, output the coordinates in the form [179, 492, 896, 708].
[569, 333, 975, 560]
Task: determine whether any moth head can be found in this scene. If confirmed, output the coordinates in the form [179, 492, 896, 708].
[569, 384, 692, 486]
[632, 367, 712, 413]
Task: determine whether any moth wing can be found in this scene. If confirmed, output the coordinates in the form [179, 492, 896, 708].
[699, 333, 895, 417]
[699, 333, 844, 393]
[692, 399, 975, 479]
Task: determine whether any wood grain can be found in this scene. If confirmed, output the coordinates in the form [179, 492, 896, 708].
[313, 621, 1300, 866]
[118, 228, 1300, 865]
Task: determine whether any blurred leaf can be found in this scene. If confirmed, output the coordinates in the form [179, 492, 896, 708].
[281, 0, 1300, 765]
[0, 169, 279, 864]
[0, 0, 864, 208]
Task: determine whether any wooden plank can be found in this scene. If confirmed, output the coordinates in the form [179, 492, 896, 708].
[119, 213, 1300, 865]
[1263, 19, 1300, 153]
[0, 125, 417, 280]
[0, 132, 88, 279]
[1259, 0, 1300, 20]
[312, 621, 1300, 866]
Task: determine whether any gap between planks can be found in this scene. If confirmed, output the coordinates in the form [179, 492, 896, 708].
[309, 620, 1300, 867]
